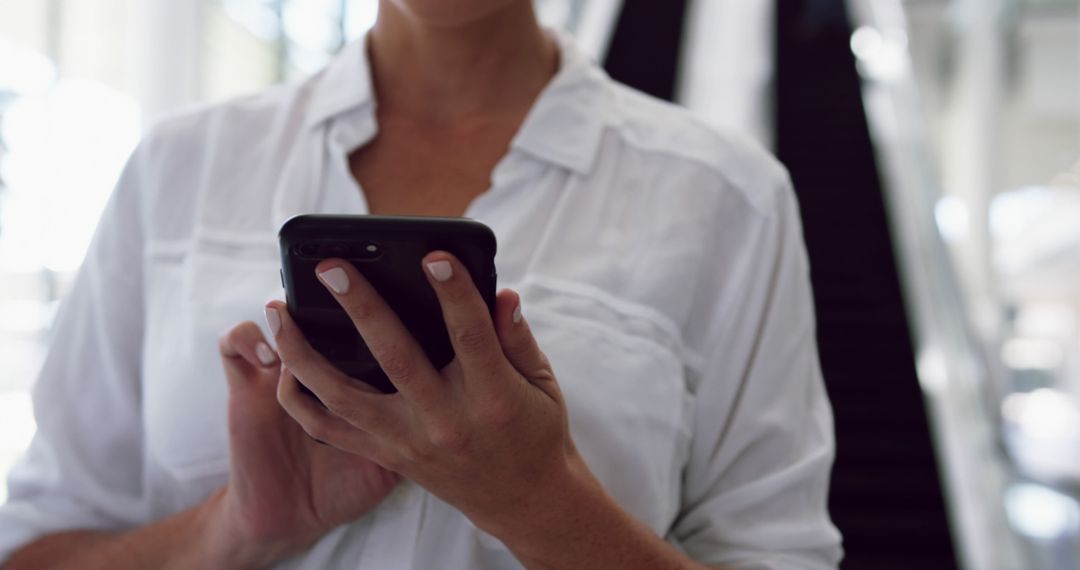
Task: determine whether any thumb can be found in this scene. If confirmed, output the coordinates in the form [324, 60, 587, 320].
[220, 321, 287, 449]
[218, 320, 280, 398]
[493, 290, 554, 384]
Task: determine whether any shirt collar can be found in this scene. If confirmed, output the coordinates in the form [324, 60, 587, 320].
[304, 34, 375, 129]
[304, 29, 609, 175]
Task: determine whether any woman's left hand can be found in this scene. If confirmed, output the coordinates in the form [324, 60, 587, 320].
[267, 252, 589, 539]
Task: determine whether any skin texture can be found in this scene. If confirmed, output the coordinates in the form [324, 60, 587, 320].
[352, 0, 557, 217]
[2, 1, 730, 568]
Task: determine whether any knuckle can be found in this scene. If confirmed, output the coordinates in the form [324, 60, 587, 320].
[239, 320, 262, 334]
[535, 353, 555, 376]
[275, 386, 292, 410]
[275, 375, 291, 404]
[219, 321, 257, 351]
[318, 390, 351, 417]
[335, 400, 374, 429]
[503, 337, 533, 360]
[381, 451, 406, 473]
[321, 385, 382, 429]
[428, 423, 470, 452]
[374, 348, 414, 381]
[302, 416, 335, 443]
[400, 440, 434, 464]
[534, 368, 557, 384]
[219, 327, 241, 349]
[276, 368, 298, 397]
[453, 324, 491, 351]
[477, 396, 519, 428]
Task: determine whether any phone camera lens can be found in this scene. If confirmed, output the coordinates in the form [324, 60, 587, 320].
[296, 243, 319, 257]
[320, 242, 351, 258]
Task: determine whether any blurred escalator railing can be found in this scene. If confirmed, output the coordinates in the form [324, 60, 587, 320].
[850, 0, 1080, 567]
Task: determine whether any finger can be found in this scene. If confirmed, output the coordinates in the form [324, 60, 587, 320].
[218, 321, 279, 388]
[422, 252, 511, 383]
[266, 301, 399, 437]
[277, 367, 389, 461]
[219, 322, 286, 438]
[314, 260, 442, 407]
[493, 290, 559, 390]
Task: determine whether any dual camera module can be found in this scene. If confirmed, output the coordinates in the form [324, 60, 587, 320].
[292, 241, 382, 261]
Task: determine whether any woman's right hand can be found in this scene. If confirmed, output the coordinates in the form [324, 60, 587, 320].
[205, 321, 401, 568]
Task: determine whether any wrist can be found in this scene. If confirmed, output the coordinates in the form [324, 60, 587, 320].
[477, 454, 613, 563]
[476, 454, 699, 570]
[198, 488, 277, 570]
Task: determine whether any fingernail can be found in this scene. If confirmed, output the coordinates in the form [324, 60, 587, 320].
[255, 342, 277, 366]
[426, 260, 453, 282]
[264, 306, 281, 337]
[318, 267, 350, 295]
[512, 303, 523, 324]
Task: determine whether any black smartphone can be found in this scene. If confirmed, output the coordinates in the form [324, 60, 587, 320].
[279, 214, 498, 394]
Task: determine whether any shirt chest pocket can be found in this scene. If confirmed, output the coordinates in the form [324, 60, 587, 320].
[143, 242, 281, 498]
[518, 279, 692, 537]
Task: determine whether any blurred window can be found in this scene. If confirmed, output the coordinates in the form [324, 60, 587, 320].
[206, 0, 605, 99]
[855, 0, 1080, 565]
[0, 0, 141, 503]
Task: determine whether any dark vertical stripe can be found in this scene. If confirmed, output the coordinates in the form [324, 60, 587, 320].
[774, 1, 959, 567]
[603, 0, 689, 102]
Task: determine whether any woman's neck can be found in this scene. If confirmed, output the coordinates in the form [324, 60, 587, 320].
[368, 1, 558, 125]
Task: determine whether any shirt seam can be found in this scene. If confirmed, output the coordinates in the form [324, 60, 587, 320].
[604, 124, 779, 218]
[518, 274, 706, 372]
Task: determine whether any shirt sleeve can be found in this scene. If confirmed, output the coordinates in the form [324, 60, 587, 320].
[670, 170, 843, 569]
[0, 141, 150, 564]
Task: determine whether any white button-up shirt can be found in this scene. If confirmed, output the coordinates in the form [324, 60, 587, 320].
[0, 32, 842, 569]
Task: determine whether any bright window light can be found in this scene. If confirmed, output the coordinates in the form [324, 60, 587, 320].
[934, 195, 970, 244]
[1001, 338, 1065, 371]
[1005, 483, 1080, 541]
[0, 36, 56, 95]
[0, 80, 139, 273]
[1001, 389, 1080, 440]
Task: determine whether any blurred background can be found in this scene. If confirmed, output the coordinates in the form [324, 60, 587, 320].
[0, 0, 1078, 567]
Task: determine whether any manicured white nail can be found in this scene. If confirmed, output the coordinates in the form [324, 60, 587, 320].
[255, 342, 277, 366]
[512, 303, 523, 324]
[426, 261, 453, 282]
[318, 267, 350, 294]
[264, 307, 281, 337]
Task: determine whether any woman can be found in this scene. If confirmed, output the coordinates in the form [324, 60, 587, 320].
[0, 1, 842, 568]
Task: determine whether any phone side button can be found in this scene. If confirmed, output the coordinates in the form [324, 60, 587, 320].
[280, 269, 285, 288]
